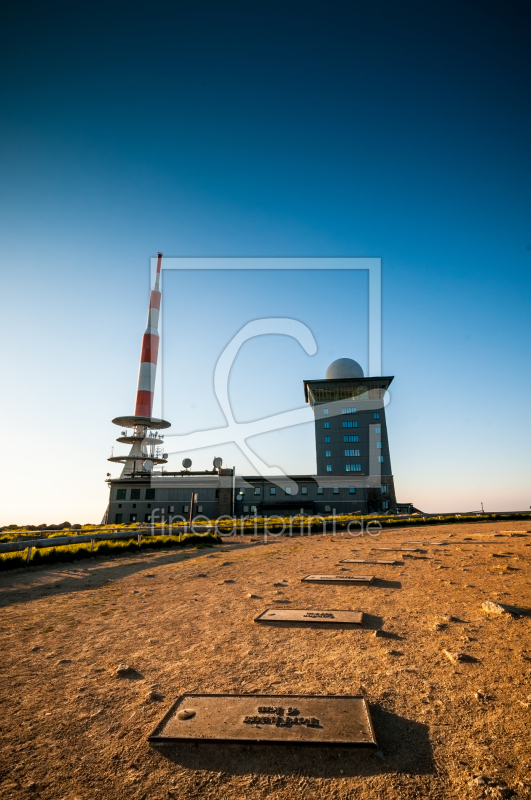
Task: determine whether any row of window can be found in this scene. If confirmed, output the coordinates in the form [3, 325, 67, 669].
[324, 445, 383, 457]
[326, 457, 384, 472]
[327, 433, 380, 443]
[116, 488, 156, 501]
[115, 505, 204, 524]
[254, 485, 389, 496]
[322, 412, 380, 429]
[322, 407, 375, 416]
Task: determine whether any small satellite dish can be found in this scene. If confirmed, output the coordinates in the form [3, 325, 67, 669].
[143, 459, 154, 471]
[163, 453, 168, 459]
[213, 456, 223, 469]
[182, 458, 192, 469]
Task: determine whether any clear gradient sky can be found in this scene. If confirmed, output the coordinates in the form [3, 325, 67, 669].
[1, 1, 530, 524]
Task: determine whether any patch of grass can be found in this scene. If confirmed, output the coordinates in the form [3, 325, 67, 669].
[0, 532, 221, 571]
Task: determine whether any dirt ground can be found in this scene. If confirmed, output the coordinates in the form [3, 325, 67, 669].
[1, 520, 531, 800]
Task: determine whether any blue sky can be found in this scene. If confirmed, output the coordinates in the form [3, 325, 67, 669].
[1, 1, 530, 523]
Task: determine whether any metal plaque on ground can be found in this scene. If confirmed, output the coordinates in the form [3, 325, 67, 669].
[301, 574, 375, 584]
[339, 558, 396, 565]
[255, 608, 363, 625]
[148, 693, 377, 747]
[371, 547, 420, 552]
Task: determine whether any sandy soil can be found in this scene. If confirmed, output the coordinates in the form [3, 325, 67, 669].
[1, 520, 531, 800]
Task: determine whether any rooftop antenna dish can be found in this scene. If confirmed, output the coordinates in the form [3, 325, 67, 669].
[213, 457, 223, 469]
[143, 459, 154, 472]
[182, 458, 192, 469]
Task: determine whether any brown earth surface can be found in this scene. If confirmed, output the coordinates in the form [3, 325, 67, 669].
[1, 520, 531, 800]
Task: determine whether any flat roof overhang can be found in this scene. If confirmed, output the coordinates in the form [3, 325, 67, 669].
[303, 376, 394, 404]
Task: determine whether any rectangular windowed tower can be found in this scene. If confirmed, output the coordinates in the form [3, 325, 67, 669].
[303, 358, 397, 513]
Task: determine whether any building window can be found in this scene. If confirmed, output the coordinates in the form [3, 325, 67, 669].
[116, 489, 126, 500]
[285, 486, 292, 495]
[115, 513, 123, 523]
[378, 456, 384, 463]
[325, 450, 331, 457]
[381, 485, 388, 493]
[343, 435, 359, 443]
[132, 503, 136, 508]
[382, 501, 389, 509]
[197, 505, 203, 513]
[270, 487, 276, 495]
[130, 514, 137, 522]
[317, 487, 324, 494]
[183, 505, 189, 513]
[144, 514, 151, 522]
[324, 505, 331, 512]
[236, 493, 244, 502]
[251, 505, 257, 512]
[325, 436, 330, 443]
[345, 464, 362, 472]
[374, 412, 380, 419]
[349, 487, 356, 494]
[324, 421, 329, 429]
[169, 506, 175, 512]
[243, 505, 249, 512]
[323, 408, 329, 415]
[375, 426, 381, 434]
[146, 488, 156, 500]
[342, 420, 358, 428]
[333, 487, 339, 494]
[377, 441, 382, 449]
[341, 407, 356, 414]
[326, 465, 332, 473]
[118, 503, 122, 508]
[254, 487, 260, 495]
[131, 489, 140, 500]
[344, 449, 360, 457]
[301, 486, 308, 495]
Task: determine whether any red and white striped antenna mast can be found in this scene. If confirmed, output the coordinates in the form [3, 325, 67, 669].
[108, 252, 171, 477]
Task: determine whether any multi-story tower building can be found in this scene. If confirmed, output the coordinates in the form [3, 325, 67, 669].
[303, 358, 397, 513]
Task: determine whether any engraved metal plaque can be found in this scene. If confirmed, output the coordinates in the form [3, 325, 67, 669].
[148, 693, 377, 747]
[339, 559, 397, 565]
[255, 608, 363, 625]
[301, 574, 375, 584]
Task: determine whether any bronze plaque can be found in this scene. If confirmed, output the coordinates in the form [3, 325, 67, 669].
[148, 693, 377, 747]
[255, 608, 363, 625]
[339, 558, 396, 565]
[301, 574, 374, 584]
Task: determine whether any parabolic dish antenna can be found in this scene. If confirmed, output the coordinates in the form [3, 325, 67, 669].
[182, 458, 192, 469]
[213, 457, 223, 469]
[143, 460, 154, 471]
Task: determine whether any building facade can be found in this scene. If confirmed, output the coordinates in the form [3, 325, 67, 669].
[303, 357, 397, 513]
[105, 357, 398, 522]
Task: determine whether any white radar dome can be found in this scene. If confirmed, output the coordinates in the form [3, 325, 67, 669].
[325, 358, 364, 380]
